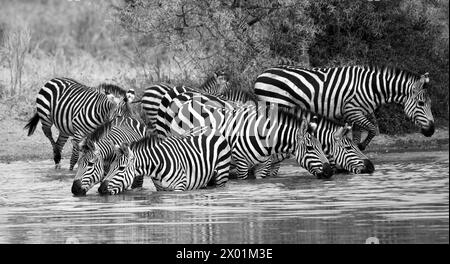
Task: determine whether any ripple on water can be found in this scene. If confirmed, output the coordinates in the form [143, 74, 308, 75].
[0, 152, 448, 243]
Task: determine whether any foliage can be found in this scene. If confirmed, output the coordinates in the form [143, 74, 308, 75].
[0, 0, 448, 134]
[307, 0, 449, 132]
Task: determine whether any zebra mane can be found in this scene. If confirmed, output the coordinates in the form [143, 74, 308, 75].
[85, 119, 114, 143]
[97, 83, 128, 98]
[363, 65, 422, 81]
[130, 134, 162, 149]
[219, 86, 258, 103]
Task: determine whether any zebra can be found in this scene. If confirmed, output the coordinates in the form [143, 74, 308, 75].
[24, 77, 133, 170]
[71, 116, 147, 196]
[97, 127, 232, 195]
[170, 100, 332, 179]
[254, 65, 435, 150]
[140, 70, 230, 131]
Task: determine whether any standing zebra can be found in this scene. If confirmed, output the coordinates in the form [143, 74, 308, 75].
[254, 65, 435, 150]
[171, 101, 332, 179]
[98, 128, 232, 195]
[24, 77, 132, 170]
[71, 116, 147, 196]
[140, 70, 230, 131]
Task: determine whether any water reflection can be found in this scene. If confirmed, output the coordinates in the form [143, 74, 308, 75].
[0, 151, 448, 243]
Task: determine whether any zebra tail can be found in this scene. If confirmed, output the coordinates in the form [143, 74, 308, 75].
[24, 112, 40, 136]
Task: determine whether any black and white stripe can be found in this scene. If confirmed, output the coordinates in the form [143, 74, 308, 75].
[254, 65, 435, 150]
[98, 128, 231, 194]
[71, 116, 147, 196]
[140, 70, 229, 131]
[24, 77, 131, 170]
[171, 101, 332, 179]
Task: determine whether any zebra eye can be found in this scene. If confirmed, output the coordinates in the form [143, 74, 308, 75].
[87, 162, 94, 166]
[118, 166, 126, 171]
[306, 145, 315, 151]
[344, 146, 353, 150]
[418, 101, 425, 107]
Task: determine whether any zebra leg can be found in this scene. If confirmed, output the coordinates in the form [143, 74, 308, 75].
[53, 133, 70, 170]
[41, 124, 65, 169]
[68, 146, 79, 171]
[352, 123, 363, 146]
[358, 123, 377, 151]
[131, 176, 144, 189]
[235, 160, 250, 180]
[269, 153, 290, 177]
[270, 162, 281, 177]
[344, 110, 378, 151]
[253, 159, 272, 178]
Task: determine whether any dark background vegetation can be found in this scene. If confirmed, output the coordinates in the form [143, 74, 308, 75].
[0, 0, 448, 134]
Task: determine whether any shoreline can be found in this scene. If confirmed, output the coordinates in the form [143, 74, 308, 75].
[0, 118, 448, 164]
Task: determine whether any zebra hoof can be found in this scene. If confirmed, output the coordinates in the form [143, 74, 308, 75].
[357, 143, 366, 151]
[55, 164, 61, 170]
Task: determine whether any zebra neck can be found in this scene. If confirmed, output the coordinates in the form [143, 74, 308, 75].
[365, 67, 413, 107]
[271, 115, 300, 155]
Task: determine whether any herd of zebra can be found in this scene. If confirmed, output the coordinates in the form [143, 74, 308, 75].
[23, 65, 435, 196]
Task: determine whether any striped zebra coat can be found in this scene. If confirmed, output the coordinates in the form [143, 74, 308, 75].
[140, 70, 230, 131]
[171, 101, 331, 179]
[24, 77, 133, 170]
[71, 116, 147, 196]
[254, 65, 435, 150]
[155, 87, 256, 139]
[98, 128, 231, 195]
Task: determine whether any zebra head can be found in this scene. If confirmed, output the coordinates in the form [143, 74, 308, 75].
[71, 138, 104, 196]
[98, 142, 136, 195]
[108, 91, 135, 120]
[201, 70, 230, 95]
[295, 117, 333, 179]
[330, 123, 374, 174]
[404, 73, 434, 137]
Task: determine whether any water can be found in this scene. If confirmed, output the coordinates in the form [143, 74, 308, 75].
[0, 151, 448, 244]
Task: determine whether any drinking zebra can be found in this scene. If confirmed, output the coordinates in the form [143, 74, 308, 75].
[24, 77, 133, 170]
[254, 65, 435, 150]
[98, 127, 232, 195]
[71, 116, 147, 196]
[171, 100, 332, 179]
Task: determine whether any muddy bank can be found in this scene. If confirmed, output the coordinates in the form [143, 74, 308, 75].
[0, 118, 448, 164]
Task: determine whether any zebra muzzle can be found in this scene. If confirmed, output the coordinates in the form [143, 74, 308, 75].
[98, 180, 110, 195]
[421, 121, 435, 137]
[71, 180, 87, 196]
[361, 159, 375, 174]
[316, 163, 333, 179]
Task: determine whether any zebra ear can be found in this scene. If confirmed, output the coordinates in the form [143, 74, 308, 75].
[113, 144, 121, 156]
[335, 126, 345, 139]
[126, 89, 135, 103]
[344, 123, 352, 136]
[420, 73, 430, 84]
[119, 142, 130, 156]
[299, 118, 307, 134]
[307, 116, 318, 134]
[92, 142, 100, 156]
